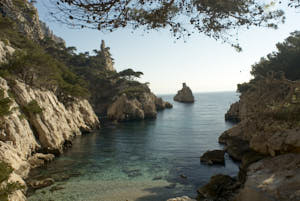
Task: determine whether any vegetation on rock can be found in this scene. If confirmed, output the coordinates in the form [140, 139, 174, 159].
[0, 161, 23, 201]
[0, 89, 11, 117]
[22, 100, 43, 117]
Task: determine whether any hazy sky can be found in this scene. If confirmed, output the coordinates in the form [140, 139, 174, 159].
[36, 2, 300, 94]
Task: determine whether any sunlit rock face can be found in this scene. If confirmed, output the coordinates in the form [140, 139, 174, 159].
[0, 76, 99, 201]
[174, 83, 194, 103]
[0, 40, 15, 63]
[107, 92, 173, 122]
[236, 153, 300, 201]
[219, 78, 300, 201]
[100, 40, 116, 72]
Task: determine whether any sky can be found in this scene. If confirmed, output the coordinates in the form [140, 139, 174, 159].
[35, 2, 300, 95]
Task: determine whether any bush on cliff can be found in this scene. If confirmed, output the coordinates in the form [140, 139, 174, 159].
[0, 89, 11, 117]
[0, 161, 23, 201]
[22, 100, 43, 117]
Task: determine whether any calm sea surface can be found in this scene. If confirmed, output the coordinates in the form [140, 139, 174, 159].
[28, 92, 239, 201]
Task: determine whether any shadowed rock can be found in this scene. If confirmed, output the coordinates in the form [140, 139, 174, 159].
[200, 150, 225, 165]
[174, 83, 194, 103]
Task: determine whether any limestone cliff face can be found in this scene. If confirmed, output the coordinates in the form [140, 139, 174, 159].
[0, 40, 15, 63]
[0, 76, 99, 200]
[107, 92, 172, 122]
[100, 40, 115, 71]
[1, 0, 65, 44]
[1, 0, 43, 40]
[219, 77, 300, 201]
[174, 83, 194, 103]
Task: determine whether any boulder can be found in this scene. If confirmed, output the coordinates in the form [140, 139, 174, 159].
[165, 101, 173, 109]
[200, 150, 225, 165]
[28, 178, 55, 190]
[166, 196, 196, 201]
[236, 153, 300, 201]
[197, 174, 240, 201]
[174, 83, 194, 103]
[107, 94, 145, 121]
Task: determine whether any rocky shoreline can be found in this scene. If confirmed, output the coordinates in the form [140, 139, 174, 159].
[197, 77, 300, 201]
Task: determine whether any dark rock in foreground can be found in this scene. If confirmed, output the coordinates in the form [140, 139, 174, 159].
[197, 174, 240, 201]
[174, 83, 194, 103]
[200, 150, 225, 165]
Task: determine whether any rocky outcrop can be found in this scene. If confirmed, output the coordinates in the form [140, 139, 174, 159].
[107, 94, 144, 121]
[1, 0, 44, 40]
[200, 150, 225, 165]
[167, 196, 196, 201]
[174, 83, 194, 103]
[236, 153, 300, 201]
[0, 40, 15, 63]
[107, 92, 172, 121]
[0, 76, 99, 200]
[225, 101, 240, 122]
[210, 78, 300, 201]
[197, 174, 240, 201]
[39, 21, 65, 45]
[100, 40, 115, 71]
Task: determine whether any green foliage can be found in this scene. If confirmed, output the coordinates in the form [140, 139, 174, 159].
[1, 47, 89, 99]
[118, 69, 144, 80]
[251, 31, 300, 81]
[237, 82, 252, 93]
[0, 89, 12, 117]
[49, 0, 287, 49]
[0, 161, 22, 201]
[0, 162, 13, 183]
[22, 100, 42, 116]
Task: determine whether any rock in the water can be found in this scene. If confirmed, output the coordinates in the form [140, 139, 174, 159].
[107, 94, 145, 121]
[165, 101, 173, 108]
[167, 196, 196, 201]
[200, 150, 225, 165]
[28, 178, 55, 190]
[197, 174, 240, 201]
[28, 153, 55, 168]
[174, 83, 194, 103]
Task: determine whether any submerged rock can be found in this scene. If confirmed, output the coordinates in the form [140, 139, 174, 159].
[200, 150, 225, 165]
[197, 174, 240, 201]
[167, 196, 196, 201]
[28, 178, 55, 190]
[174, 83, 194, 103]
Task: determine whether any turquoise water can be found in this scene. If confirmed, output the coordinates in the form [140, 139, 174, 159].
[28, 92, 239, 201]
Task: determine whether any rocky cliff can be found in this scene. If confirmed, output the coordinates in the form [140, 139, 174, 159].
[107, 92, 172, 122]
[0, 76, 99, 200]
[0, 26, 99, 200]
[199, 76, 300, 201]
[174, 83, 194, 103]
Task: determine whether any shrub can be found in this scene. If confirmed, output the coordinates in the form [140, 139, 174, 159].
[0, 89, 12, 117]
[0, 161, 23, 201]
[22, 100, 43, 116]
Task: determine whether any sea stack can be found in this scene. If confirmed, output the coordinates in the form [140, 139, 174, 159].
[174, 83, 195, 103]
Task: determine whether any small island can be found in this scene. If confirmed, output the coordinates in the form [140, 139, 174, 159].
[174, 83, 195, 103]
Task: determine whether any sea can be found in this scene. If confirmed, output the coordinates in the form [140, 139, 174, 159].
[28, 92, 240, 201]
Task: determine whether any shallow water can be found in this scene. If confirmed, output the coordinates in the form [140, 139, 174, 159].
[28, 92, 239, 201]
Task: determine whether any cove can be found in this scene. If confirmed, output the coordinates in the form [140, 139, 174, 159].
[28, 92, 239, 201]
